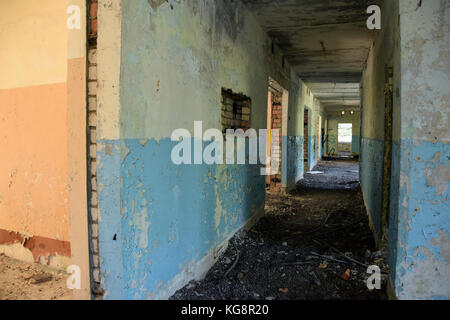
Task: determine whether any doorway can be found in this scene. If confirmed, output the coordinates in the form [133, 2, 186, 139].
[338, 123, 353, 157]
[304, 108, 310, 171]
[317, 115, 322, 161]
[381, 67, 393, 240]
[266, 78, 287, 192]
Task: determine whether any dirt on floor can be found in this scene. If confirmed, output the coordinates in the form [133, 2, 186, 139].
[0, 254, 72, 300]
[171, 159, 388, 300]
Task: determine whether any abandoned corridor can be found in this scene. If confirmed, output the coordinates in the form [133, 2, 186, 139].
[0, 0, 448, 300]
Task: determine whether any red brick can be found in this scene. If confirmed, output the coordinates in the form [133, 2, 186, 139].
[90, 19, 98, 34]
[90, 2, 98, 19]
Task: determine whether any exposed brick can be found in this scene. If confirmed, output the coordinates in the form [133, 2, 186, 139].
[89, 97, 97, 111]
[89, 2, 98, 19]
[90, 144, 97, 159]
[88, 111, 97, 127]
[87, 1, 100, 295]
[221, 89, 251, 136]
[90, 129, 97, 144]
[90, 162, 97, 178]
[91, 176, 97, 191]
[90, 19, 98, 35]
[88, 81, 97, 95]
[92, 254, 100, 268]
[91, 190, 98, 206]
[242, 107, 251, 115]
[92, 268, 100, 283]
[88, 49, 97, 64]
[223, 111, 234, 119]
[224, 97, 234, 106]
[88, 66, 97, 80]
[91, 239, 98, 253]
[91, 207, 99, 222]
[91, 223, 98, 238]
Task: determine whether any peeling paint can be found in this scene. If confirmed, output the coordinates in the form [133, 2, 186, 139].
[425, 152, 450, 196]
[147, 0, 167, 12]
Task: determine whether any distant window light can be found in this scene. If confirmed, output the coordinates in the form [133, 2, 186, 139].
[338, 123, 353, 143]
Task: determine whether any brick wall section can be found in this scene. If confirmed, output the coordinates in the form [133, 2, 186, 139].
[88, 0, 98, 46]
[221, 89, 251, 133]
[87, 0, 103, 299]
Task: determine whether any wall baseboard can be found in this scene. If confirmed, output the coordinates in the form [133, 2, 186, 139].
[361, 190, 382, 249]
[387, 274, 397, 300]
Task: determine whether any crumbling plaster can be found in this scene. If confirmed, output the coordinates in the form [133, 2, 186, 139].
[392, 0, 450, 300]
[96, 0, 322, 299]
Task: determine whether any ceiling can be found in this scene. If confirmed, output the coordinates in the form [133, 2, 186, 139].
[305, 82, 361, 110]
[242, 0, 381, 110]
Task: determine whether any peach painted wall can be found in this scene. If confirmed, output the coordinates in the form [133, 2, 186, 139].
[0, 0, 70, 251]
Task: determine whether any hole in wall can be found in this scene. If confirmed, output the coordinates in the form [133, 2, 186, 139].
[221, 89, 251, 134]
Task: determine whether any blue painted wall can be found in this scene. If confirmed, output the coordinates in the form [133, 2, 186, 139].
[390, 0, 449, 299]
[390, 140, 449, 299]
[98, 139, 264, 299]
[284, 136, 304, 187]
[283, 78, 323, 189]
[96, 0, 298, 299]
[352, 135, 360, 154]
[360, 138, 384, 237]
[387, 141, 400, 283]
[361, 0, 449, 299]
[308, 135, 318, 170]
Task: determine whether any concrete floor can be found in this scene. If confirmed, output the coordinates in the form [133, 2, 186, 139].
[171, 160, 388, 300]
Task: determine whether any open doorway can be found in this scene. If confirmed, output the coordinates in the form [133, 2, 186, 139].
[381, 67, 393, 240]
[317, 115, 322, 161]
[304, 108, 310, 171]
[266, 78, 287, 192]
[338, 123, 353, 157]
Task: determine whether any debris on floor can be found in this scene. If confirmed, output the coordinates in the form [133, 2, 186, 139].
[0, 254, 72, 300]
[171, 160, 388, 300]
